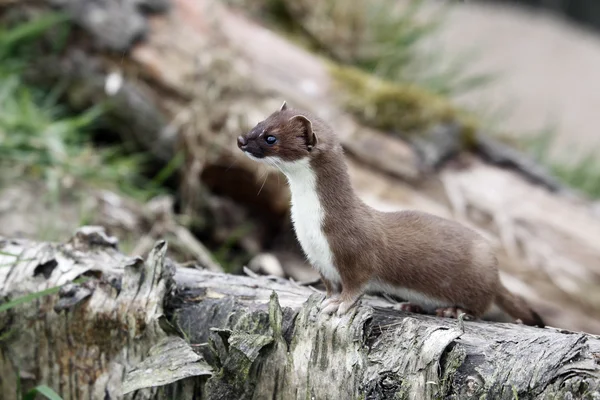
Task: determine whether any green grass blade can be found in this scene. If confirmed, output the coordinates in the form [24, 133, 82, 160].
[0, 259, 36, 267]
[0, 286, 62, 313]
[152, 151, 184, 186]
[0, 13, 68, 54]
[23, 384, 63, 400]
[0, 277, 90, 313]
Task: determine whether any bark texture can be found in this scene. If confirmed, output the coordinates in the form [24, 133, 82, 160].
[1, 228, 599, 399]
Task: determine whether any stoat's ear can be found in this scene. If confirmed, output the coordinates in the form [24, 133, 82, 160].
[289, 115, 318, 151]
[279, 101, 288, 112]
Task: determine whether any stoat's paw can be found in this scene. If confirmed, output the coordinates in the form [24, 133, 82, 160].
[435, 306, 474, 320]
[335, 301, 357, 316]
[321, 295, 340, 309]
[321, 300, 341, 315]
[399, 302, 425, 314]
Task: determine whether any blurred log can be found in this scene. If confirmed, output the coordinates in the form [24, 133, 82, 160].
[5, 0, 600, 334]
[1, 229, 599, 400]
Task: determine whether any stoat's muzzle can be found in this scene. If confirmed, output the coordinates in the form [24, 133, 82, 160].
[237, 135, 265, 159]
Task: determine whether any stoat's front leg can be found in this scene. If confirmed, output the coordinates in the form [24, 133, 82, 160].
[319, 273, 341, 309]
[321, 268, 368, 316]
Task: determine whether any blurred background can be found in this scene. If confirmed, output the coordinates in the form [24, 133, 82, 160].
[1, 0, 599, 334]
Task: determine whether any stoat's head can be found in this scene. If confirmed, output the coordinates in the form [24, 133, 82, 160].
[237, 101, 318, 166]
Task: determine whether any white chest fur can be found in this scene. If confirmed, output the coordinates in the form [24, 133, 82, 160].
[278, 159, 340, 283]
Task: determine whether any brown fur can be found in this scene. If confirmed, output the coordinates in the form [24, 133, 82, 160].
[238, 103, 545, 327]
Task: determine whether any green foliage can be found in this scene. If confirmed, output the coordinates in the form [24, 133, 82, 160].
[0, 12, 70, 71]
[522, 127, 600, 199]
[0, 14, 166, 202]
[349, 0, 493, 96]
[252, 0, 493, 97]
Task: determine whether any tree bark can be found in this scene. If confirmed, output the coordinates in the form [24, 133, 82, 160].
[1, 228, 599, 400]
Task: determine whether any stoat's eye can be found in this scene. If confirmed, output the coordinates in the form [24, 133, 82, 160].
[265, 135, 277, 145]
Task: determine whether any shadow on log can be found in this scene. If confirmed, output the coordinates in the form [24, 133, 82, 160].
[0, 227, 599, 399]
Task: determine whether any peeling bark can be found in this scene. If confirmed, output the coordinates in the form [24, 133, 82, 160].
[1, 229, 599, 399]
[0, 227, 175, 400]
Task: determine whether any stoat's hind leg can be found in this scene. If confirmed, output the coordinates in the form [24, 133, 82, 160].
[398, 302, 426, 314]
[435, 307, 474, 320]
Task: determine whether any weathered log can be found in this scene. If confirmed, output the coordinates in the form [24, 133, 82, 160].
[5, 0, 600, 334]
[1, 228, 599, 399]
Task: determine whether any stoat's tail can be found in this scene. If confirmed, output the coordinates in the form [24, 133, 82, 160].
[495, 284, 545, 327]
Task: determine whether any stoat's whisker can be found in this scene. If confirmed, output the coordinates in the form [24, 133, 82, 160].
[225, 157, 239, 173]
[257, 169, 268, 196]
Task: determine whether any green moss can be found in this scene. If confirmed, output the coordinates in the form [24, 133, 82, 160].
[329, 64, 479, 147]
[438, 344, 467, 398]
[231, 310, 271, 337]
[204, 330, 263, 398]
[203, 303, 287, 399]
[268, 291, 283, 338]
[394, 381, 411, 400]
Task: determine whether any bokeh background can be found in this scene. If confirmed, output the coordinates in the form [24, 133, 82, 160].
[1, 0, 599, 335]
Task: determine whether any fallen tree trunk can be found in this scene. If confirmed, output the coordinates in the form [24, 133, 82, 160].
[1, 228, 599, 400]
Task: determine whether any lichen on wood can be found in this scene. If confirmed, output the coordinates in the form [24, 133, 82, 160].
[1, 230, 600, 399]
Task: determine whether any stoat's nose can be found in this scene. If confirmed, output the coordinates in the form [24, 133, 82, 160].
[237, 135, 247, 149]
